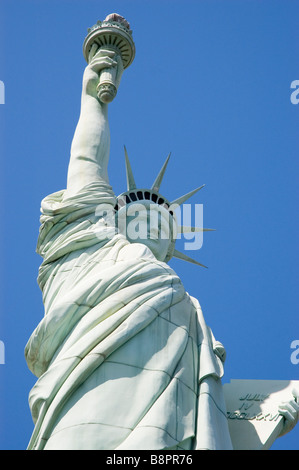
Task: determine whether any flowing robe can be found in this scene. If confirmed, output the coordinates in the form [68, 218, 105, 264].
[25, 182, 233, 450]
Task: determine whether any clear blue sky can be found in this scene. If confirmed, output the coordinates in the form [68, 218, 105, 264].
[0, 0, 298, 450]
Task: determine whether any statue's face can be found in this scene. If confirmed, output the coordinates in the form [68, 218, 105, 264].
[128, 227, 171, 262]
[118, 202, 174, 262]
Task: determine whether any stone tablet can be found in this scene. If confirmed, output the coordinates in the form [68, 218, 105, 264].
[223, 379, 299, 450]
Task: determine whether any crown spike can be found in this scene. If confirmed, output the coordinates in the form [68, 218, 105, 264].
[151, 152, 171, 192]
[178, 226, 215, 233]
[124, 146, 137, 190]
[172, 249, 208, 268]
[171, 185, 205, 207]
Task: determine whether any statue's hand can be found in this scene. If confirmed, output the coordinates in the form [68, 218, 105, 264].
[278, 389, 299, 437]
[83, 47, 124, 98]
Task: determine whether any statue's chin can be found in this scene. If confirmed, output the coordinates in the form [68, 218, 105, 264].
[129, 238, 170, 262]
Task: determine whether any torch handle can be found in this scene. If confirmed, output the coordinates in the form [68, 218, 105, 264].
[95, 46, 119, 104]
[97, 65, 118, 104]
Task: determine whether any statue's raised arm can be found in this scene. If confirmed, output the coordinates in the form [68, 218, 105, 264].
[65, 14, 133, 198]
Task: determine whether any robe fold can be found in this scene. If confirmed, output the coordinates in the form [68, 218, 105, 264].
[25, 182, 232, 450]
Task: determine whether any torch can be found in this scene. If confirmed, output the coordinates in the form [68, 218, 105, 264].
[83, 13, 135, 104]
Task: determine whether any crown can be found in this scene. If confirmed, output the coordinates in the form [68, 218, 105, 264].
[115, 147, 214, 267]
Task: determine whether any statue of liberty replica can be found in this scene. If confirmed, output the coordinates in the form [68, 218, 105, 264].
[25, 13, 287, 451]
